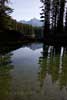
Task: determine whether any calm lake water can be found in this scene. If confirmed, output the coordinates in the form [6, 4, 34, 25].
[0, 43, 67, 100]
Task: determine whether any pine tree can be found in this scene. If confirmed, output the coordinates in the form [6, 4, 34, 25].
[65, 8, 67, 32]
[40, 0, 66, 36]
[40, 0, 51, 38]
[57, 0, 65, 32]
[0, 0, 12, 31]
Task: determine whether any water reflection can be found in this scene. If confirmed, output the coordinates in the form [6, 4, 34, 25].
[0, 43, 67, 100]
[38, 44, 67, 89]
[0, 53, 13, 100]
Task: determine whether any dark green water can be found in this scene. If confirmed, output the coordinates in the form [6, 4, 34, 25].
[0, 43, 67, 100]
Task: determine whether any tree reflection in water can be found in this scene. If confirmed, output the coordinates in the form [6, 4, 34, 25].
[0, 53, 13, 100]
[38, 44, 67, 89]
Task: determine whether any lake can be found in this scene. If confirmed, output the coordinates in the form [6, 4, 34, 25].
[0, 43, 67, 100]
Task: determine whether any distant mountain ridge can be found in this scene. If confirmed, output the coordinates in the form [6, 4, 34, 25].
[20, 18, 43, 27]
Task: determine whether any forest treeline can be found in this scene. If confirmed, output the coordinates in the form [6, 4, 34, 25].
[0, 0, 67, 45]
[40, 0, 67, 45]
[0, 0, 42, 43]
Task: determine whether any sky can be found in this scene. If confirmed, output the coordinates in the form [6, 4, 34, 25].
[10, 0, 41, 21]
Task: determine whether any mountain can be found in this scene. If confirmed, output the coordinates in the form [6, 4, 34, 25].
[20, 18, 43, 27]
[28, 43, 43, 50]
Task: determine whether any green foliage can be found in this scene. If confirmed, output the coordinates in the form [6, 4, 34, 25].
[0, 0, 42, 42]
[0, 0, 13, 31]
[8, 18, 42, 39]
[40, 0, 67, 35]
[0, 53, 13, 100]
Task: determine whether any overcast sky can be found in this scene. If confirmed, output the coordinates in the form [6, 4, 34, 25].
[10, 0, 41, 21]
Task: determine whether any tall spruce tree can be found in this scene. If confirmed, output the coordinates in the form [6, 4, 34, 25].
[40, 0, 51, 35]
[40, 0, 66, 36]
[0, 0, 12, 31]
[57, 0, 65, 32]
